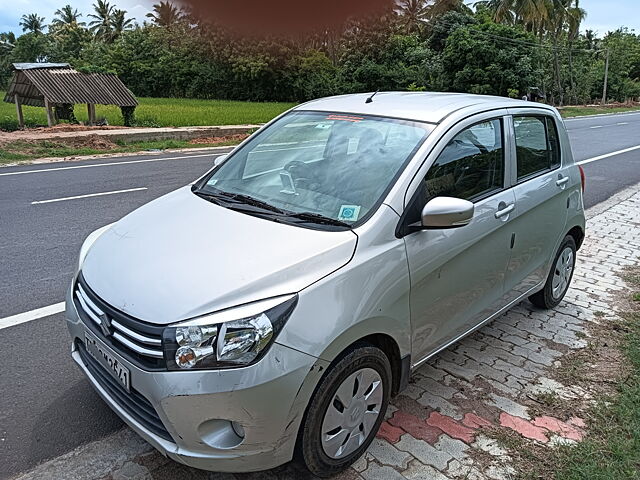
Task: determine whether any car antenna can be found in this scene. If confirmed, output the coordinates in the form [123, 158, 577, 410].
[365, 89, 379, 104]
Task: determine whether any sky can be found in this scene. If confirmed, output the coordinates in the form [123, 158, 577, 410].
[0, 0, 638, 36]
[0, 0, 154, 34]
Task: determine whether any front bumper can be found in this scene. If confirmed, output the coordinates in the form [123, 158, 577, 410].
[65, 287, 328, 472]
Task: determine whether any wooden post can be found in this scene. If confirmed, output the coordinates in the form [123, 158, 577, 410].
[44, 98, 54, 127]
[14, 94, 24, 128]
[87, 103, 96, 126]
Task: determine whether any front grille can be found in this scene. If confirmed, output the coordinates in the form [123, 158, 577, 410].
[74, 274, 166, 370]
[77, 342, 174, 442]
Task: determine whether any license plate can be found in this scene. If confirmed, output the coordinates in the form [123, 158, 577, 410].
[85, 330, 131, 392]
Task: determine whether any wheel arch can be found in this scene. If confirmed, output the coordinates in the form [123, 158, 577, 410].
[567, 225, 585, 250]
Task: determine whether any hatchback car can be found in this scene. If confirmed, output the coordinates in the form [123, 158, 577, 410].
[66, 92, 585, 477]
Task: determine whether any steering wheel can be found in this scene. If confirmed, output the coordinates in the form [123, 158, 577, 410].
[283, 160, 314, 189]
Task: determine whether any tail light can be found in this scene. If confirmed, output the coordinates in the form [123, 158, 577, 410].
[578, 165, 586, 192]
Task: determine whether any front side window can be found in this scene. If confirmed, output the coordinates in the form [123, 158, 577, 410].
[422, 118, 504, 203]
[195, 111, 433, 229]
[514, 115, 561, 180]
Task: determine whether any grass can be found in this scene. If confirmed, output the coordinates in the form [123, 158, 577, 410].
[559, 105, 640, 118]
[0, 92, 295, 131]
[549, 268, 640, 480]
[0, 137, 243, 164]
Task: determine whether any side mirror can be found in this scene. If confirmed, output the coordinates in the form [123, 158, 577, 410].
[213, 154, 228, 167]
[421, 196, 474, 229]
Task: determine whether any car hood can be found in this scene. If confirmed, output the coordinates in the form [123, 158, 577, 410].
[81, 186, 357, 324]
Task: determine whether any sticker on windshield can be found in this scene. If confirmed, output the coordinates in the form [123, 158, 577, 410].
[326, 114, 363, 122]
[338, 205, 361, 222]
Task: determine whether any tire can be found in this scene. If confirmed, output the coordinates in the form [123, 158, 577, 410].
[299, 345, 391, 478]
[529, 235, 577, 309]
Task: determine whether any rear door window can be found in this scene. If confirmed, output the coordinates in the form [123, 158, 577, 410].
[513, 116, 561, 180]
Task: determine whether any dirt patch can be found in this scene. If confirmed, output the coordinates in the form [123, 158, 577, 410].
[0, 135, 118, 152]
[189, 133, 249, 145]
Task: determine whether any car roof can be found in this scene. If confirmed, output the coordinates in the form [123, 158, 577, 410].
[294, 91, 555, 124]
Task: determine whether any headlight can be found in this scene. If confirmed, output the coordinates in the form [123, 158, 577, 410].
[162, 295, 297, 370]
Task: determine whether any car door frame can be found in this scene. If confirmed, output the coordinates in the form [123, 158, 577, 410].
[502, 107, 574, 300]
[398, 108, 520, 368]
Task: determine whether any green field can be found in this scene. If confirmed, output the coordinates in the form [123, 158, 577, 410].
[559, 105, 640, 118]
[0, 93, 295, 131]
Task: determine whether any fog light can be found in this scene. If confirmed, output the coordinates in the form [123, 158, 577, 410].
[231, 421, 245, 438]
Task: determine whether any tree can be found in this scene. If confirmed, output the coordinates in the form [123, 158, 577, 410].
[111, 10, 135, 39]
[88, 0, 114, 40]
[52, 5, 85, 28]
[442, 22, 542, 96]
[9, 32, 51, 62]
[397, 0, 430, 34]
[19, 14, 46, 34]
[146, 2, 184, 28]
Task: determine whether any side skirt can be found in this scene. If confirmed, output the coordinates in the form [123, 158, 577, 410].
[410, 281, 545, 371]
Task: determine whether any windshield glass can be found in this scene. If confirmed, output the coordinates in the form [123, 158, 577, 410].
[196, 111, 433, 228]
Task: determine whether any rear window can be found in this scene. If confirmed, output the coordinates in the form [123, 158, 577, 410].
[514, 116, 561, 180]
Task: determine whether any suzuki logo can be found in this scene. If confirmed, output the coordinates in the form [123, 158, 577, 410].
[98, 313, 112, 337]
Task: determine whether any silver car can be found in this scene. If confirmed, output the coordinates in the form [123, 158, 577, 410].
[66, 92, 585, 477]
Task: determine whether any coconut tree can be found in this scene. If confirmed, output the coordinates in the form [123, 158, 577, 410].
[52, 5, 85, 27]
[111, 9, 135, 39]
[88, 0, 114, 40]
[397, 0, 430, 34]
[19, 14, 46, 34]
[474, 0, 515, 24]
[146, 1, 184, 27]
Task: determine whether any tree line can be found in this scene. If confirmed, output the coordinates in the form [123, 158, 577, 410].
[1, 0, 639, 105]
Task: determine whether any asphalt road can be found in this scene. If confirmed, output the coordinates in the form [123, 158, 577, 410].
[1, 111, 639, 478]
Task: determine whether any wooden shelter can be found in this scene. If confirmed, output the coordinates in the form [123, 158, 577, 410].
[3, 63, 138, 127]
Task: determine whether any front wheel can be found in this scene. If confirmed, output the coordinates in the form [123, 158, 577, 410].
[299, 345, 391, 478]
[529, 235, 577, 309]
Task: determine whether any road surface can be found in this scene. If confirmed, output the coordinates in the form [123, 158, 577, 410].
[0, 111, 639, 478]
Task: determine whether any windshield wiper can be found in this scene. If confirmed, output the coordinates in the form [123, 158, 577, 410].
[194, 189, 286, 214]
[283, 211, 352, 228]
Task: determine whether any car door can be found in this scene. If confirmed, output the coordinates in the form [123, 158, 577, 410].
[503, 111, 569, 301]
[400, 114, 516, 363]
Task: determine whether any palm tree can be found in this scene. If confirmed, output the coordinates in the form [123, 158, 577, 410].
[146, 1, 184, 27]
[111, 9, 135, 38]
[474, 0, 515, 24]
[19, 13, 45, 34]
[88, 0, 114, 39]
[52, 5, 85, 27]
[397, 0, 430, 34]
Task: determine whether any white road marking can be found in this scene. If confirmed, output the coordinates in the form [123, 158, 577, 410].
[0, 152, 220, 177]
[617, 122, 628, 125]
[32, 187, 148, 205]
[589, 125, 603, 129]
[577, 145, 640, 165]
[0, 302, 65, 330]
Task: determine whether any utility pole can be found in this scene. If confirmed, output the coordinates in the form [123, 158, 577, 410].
[601, 48, 610, 105]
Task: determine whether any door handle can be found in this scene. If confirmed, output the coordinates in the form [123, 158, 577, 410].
[495, 203, 515, 219]
[556, 176, 569, 187]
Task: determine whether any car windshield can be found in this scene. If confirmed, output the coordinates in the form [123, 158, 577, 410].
[195, 111, 433, 229]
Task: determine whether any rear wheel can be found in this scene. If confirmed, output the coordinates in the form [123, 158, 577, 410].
[299, 345, 391, 478]
[529, 235, 576, 309]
